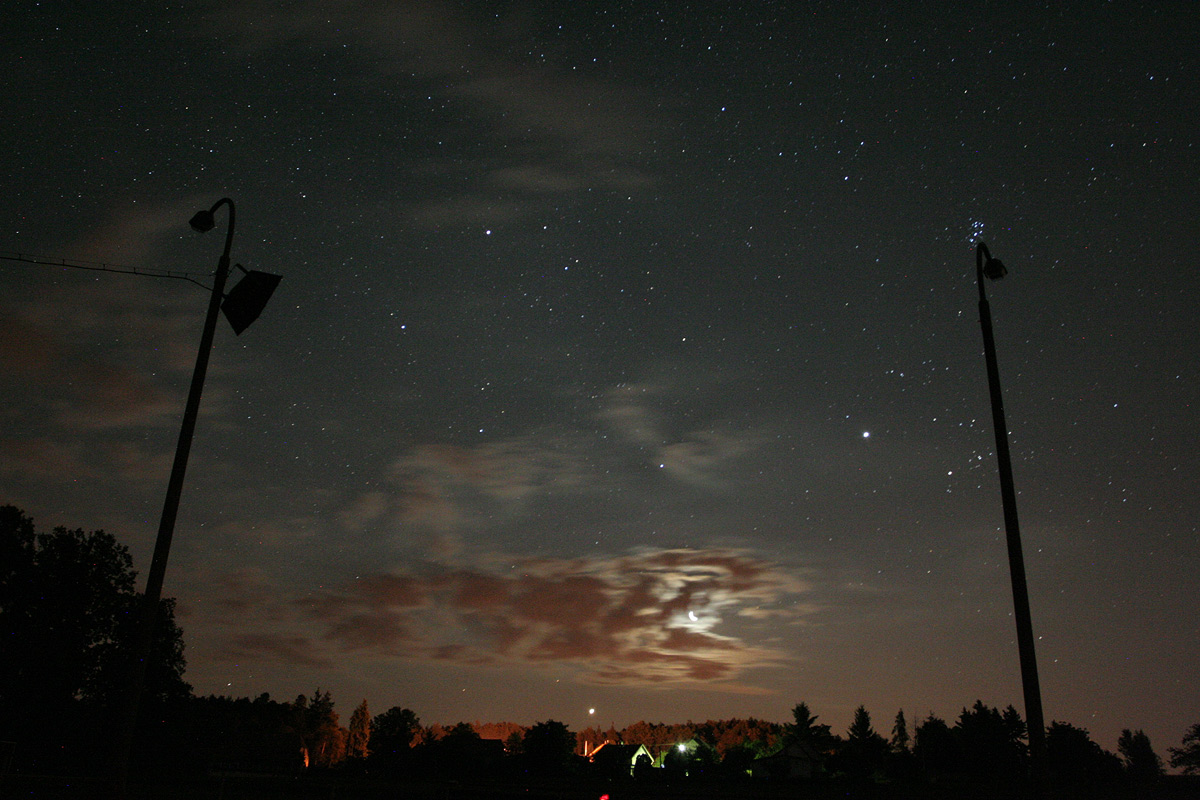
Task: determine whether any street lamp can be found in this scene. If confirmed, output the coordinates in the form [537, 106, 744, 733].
[975, 242, 1047, 786]
[113, 198, 279, 794]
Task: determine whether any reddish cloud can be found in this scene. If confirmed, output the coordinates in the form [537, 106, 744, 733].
[210, 569, 287, 621]
[0, 317, 59, 376]
[209, 547, 811, 687]
[0, 437, 89, 482]
[225, 633, 332, 668]
[358, 574, 426, 608]
[323, 611, 412, 654]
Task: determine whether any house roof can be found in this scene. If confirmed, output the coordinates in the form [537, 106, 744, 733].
[589, 742, 650, 764]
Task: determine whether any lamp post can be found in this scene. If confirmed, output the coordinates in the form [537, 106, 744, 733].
[975, 242, 1047, 787]
[113, 198, 279, 795]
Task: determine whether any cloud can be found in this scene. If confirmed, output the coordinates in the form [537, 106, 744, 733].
[331, 376, 768, 547]
[1, 225, 209, 435]
[0, 437, 90, 482]
[209, 569, 290, 621]
[65, 197, 209, 266]
[224, 633, 333, 668]
[53, 361, 177, 430]
[337, 434, 594, 535]
[596, 382, 757, 488]
[0, 273, 195, 497]
[200, 0, 657, 224]
[204, 547, 812, 688]
[0, 435, 174, 488]
[0, 316, 60, 376]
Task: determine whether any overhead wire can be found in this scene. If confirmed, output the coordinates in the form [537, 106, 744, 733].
[0, 251, 214, 291]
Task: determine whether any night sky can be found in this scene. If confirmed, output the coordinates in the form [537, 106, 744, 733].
[2, 1, 1197, 757]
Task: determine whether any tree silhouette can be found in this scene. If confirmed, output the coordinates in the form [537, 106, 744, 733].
[835, 705, 889, 779]
[440, 721, 484, 759]
[786, 702, 834, 751]
[373, 706, 419, 747]
[297, 689, 347, 768]
[954, 701, 1026, 778]
[522, 719, 576, 774]
[1044, 721, 1122, 787]
[347, 699, 370, 759]
[183, 693, 304, 776]
[914, 713, 957, 775]
[694, 717, 782, 759]
[890, 709, 910, 752]
[1117, 728, 1163, 781]
[1169, 723, 1200, 775]
[0, 506, 189, 771]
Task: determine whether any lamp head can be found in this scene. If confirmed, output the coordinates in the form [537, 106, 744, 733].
[982, 256, 1008, 281]
[189, 209, 216, 233]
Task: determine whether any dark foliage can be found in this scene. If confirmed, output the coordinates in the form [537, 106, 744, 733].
[295, 689, 347, 768]
[1118, 727, 1164, 781]
[914, 712, 958, 776]
[369, 705, 421, 771]
[830, 705, 889, 779]
[1045, 720, 1124, 790]
[521, 719, 577, 774]
[786, 701, 836, 752]
[954, 701, 1027, 779]
[0, 505, 189, 774]
[1170, 723, 1200, 775]
[177, 693, 305, 776]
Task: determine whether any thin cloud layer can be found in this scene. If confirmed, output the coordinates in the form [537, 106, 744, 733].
[211, 547, 811, 687]
[336, 381, 763, 540]
[339, 434, 594, 535]
[201, 0, 656, 227]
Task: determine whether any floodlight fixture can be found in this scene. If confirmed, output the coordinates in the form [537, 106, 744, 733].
[222, 266, 282, 335]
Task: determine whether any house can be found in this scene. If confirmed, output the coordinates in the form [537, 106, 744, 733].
[749, 741, 822, 780]
[651, 737, 713, 768]
[588, 742, 653, 778]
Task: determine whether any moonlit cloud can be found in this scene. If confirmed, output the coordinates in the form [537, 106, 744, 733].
[208, 547, 810, 687]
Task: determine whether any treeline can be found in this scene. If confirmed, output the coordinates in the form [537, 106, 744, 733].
[577, 717, 784, 759]
[162, 689, 1200, 799]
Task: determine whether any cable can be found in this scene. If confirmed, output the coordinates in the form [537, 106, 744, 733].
[0, 251, 214, 291]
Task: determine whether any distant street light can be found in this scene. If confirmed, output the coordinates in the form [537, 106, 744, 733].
[975, 242, 1047, 788]
[113, 198, 280, 795]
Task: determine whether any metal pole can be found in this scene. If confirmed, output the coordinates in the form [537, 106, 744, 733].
[976, 243, 1047, 790]
[112, 199, 235, 797]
